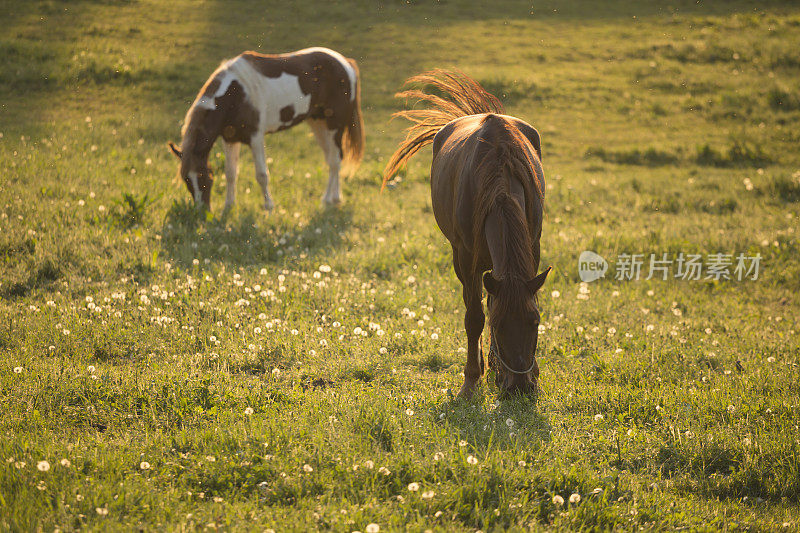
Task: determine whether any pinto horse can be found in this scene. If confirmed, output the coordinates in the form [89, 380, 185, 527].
[383, 70, 551, 398]
[168, 47, 364, 210]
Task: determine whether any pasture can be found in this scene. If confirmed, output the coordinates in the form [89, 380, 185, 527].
[1, 0, 799, 530]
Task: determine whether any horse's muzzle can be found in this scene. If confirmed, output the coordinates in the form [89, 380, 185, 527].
[497, 373, 538, 399]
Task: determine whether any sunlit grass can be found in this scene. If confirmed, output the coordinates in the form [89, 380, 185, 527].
[1, 0, 799, 530]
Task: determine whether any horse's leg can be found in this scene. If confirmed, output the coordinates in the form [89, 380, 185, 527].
[456, 248, 485, 399]
[222, 141, 240, 210]
[249, 135, 275, 211]
[308, 119, 343, 206]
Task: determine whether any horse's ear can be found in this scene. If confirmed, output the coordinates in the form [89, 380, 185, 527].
[167, 141, 182, 159]
[527, 266, 552, 293]
[483, 271, 500, 296]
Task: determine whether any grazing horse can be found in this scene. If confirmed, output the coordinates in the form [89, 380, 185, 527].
[168, 47, 364, 210]
[383, 70, 551, 399]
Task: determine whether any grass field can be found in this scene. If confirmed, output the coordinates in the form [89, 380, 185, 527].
[2, 0, 800, 530]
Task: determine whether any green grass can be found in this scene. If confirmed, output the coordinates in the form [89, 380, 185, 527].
[1, 0, 799, 530]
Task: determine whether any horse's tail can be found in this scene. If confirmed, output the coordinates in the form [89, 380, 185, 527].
[342, 58, 365, 175]
[382, 69, 504, 190]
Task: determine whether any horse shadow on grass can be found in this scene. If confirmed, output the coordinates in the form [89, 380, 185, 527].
[158, 199, 354, 270]
[430, 372, 553, 454]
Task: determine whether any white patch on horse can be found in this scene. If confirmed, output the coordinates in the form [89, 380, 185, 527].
[299, 47, 356, 102]
[228, 57, 311, 134]
[188, 171, 202, 203]
[195, 96, 216, 110]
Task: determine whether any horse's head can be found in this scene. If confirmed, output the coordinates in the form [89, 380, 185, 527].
[168, 142, 214, 208]
[483, 266, 551, 397]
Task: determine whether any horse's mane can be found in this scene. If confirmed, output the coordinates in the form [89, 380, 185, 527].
[382, 69, 504, 189]
[473, 118, 543, 325]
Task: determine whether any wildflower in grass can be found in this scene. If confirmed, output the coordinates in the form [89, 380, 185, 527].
[591, 487, 603, 495]
[458, 440, 467, 447]
[594, 414, 604, 422]
[213, 496, 223, 503]
[405, 408, 414, 416]
[569, 493, 581, 504]
[14, 461, 26, 469]
[244, 407, 254, 415]
[206, 456, 216, 462]
[433, 452, 444, 461]
[551, 290, 560, 298]
[14, 367, 22, 374]
[646, 324, 654, 332]
[767, 356, 776, 363]
[140, 461, 150, 470]
[408, 482, 419, 492]
[466, 455, 478, 465]
[366, 524, 380, 533]
[422, 490, 435, 500]
[552, 495, 564, 506]
[378, 466, 390, 476]
[434, 511, 443, 518]
[60, 458, 71, 467]
[272, 368, 281, 377]
[364, 460, 374, 469]
[505, 418, 514, 428]
[37, 460, 50, 472]
[87, 365, 95, 373]
[303, 464, 313, 473]
[96, 506, 108, 516]
[518, 460, 526, 467]
[727, 405, 735, 413]
[379, 347, 387, 355]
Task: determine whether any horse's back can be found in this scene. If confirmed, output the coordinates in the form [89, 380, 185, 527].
[431, 114, 542, 250]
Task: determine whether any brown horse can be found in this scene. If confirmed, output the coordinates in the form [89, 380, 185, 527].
[168, 47, 364, 210]
[383, 70, 551, 398]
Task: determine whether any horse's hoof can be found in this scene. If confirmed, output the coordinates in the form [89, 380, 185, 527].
[322, 195, 343, 207]
[263, 200, 275, 211]
[457, 381, 479, 400]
